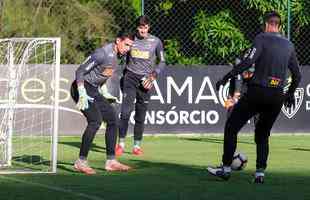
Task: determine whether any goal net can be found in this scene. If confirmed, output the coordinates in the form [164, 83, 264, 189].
[0, 38, 60, 174]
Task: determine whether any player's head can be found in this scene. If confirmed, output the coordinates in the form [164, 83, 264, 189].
[136, 15, 150, 39]
[264, 11, 281, 33]
[115, 31, 134, 55]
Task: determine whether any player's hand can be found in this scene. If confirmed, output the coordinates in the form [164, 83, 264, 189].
[98, 84, 117, 103]
[284, 93, 295, 109]
[224, 98, 235, 110]
[141, 72, 156, 90]
[216, 78, 227, 91]
[77, 85, 94, 110]
[102, 67, 114, 77]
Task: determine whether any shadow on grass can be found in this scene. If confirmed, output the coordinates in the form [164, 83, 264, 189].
[58, 141, 106, 154]
[181, 137, 254, 145]
[289, 147, 310, 152]
[2, 159, 310, 200]
[58, 141, 134, 156]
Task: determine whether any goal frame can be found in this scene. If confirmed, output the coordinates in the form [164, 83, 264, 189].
[0, 37, 61, 174]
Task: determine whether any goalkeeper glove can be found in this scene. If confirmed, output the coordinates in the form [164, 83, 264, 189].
[141, 72, 156, 90]
[98, 84, 117, 103]
[77, 84, 94, 110]
[284, 93, 295, 109]
[224, 98, 235, 110]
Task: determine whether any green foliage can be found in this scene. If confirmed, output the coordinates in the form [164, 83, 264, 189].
[96, 0, 138, 32]
[192, 10, 250, 63]
[158, 0, 174, 15]
[242, 0, 310, 31]
[291, 0, 310, 28]
[242, 0, 287, 14]
[0, 0, 116, 64]
[132, 0, 142, 16]
[165, 39, 203, 65]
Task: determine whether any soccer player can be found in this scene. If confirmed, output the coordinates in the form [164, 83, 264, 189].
[71, 31, 134, 174]
[115, 15, 166, 156]
[207, 11, 301, 183]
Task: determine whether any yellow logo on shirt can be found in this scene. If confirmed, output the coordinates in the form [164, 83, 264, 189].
[268, 77, 281, 87]
[131, 49, 150, 59]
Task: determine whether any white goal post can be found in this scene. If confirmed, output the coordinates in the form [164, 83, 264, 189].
[0, 38, 60, 174]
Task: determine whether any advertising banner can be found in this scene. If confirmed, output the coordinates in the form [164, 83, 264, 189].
[1, 65, 309, 134]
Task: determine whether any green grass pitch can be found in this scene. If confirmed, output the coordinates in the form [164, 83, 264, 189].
[1, 135, 310, 200]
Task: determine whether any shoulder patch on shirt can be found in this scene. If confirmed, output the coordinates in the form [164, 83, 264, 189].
[249, 48, 256, 59]
[85, 61, 95, 71]
[160, 51, 165, 61]
[82, 56, 91, 65]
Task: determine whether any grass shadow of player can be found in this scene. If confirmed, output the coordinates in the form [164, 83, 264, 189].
[11, 155, 51, 171]
[13, 155, 49, 165]
[121, 159, 254, 185]
[181, 137, 254, 145]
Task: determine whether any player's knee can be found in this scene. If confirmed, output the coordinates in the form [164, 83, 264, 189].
[134, 113, 146, 124]
[224, 121, 238, 136]
[134, 117, 144, 125]
[254, 133, 269, 144]
[106, 115, 118, 127]
[120, 110, 131, 120]
[88, 121, 101, 132]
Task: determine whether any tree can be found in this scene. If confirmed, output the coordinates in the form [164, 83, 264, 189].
[0, 0, 116, 63]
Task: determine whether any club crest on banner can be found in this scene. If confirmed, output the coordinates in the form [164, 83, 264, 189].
[281, 88, 304, 119]
[218, 82, 230, 107]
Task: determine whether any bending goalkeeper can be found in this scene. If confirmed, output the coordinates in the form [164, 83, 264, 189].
[70, 31, 133, 174]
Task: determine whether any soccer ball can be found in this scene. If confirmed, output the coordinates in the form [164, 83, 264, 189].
[231, 152, 248, 170]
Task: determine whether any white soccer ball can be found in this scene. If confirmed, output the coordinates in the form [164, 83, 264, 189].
[231, 152, 248, 170]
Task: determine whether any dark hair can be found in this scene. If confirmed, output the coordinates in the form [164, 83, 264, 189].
[136, 15, 150, 27]
[264, 11, 281, 26]
[116, 30, 134, 41]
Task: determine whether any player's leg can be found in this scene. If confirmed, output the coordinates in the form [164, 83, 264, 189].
[222, 97, 257, 166]
[96, 95, 131, 171]
[71, 81, 102, 175]
[254, 101, 282, 183]
[208, 95, 257, 180]
[117, 72, 137, 155]
[132, 87, 151, 155]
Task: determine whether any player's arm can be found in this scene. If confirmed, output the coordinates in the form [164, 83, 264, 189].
[154, 39, 166, 76]
[141, 39, 166, 90]
[75, 55, 98, 86]
[75, 54, 100, 110]
[216, 35, 263, 90]
[226, 36, 262, 78]
[287, 47, 301, 96]
[284, 47, 301, 108]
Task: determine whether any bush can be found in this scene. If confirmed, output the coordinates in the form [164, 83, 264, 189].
[192, 10, 250, 64]
[165, 39, 203, 65]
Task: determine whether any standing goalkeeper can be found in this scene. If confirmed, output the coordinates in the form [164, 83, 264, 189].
[208, 11, 301, 183]
[71, 32, 133, 174]
[115, 15, 166, 156]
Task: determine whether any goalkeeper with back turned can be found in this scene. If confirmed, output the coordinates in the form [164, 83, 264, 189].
[207, 11, 301, 184]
